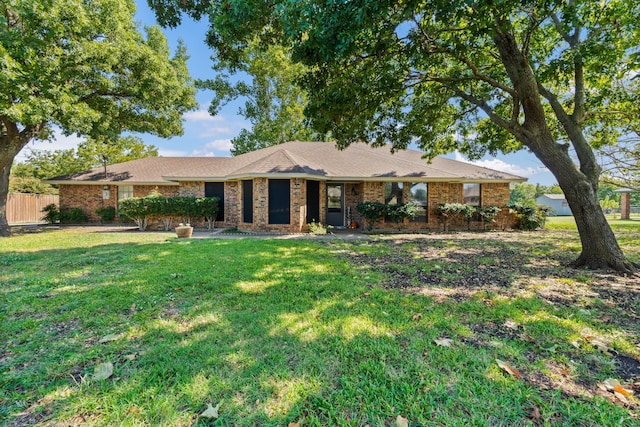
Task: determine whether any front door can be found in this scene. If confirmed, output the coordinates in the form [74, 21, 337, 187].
[326, 183, 344, 227]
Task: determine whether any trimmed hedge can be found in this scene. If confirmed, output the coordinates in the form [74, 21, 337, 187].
[119, 196, 219, 231]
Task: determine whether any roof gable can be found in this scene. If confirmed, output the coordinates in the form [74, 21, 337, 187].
[47, 141, 527, 184]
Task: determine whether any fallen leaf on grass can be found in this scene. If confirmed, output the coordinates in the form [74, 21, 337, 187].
[395, 415, 409, 427]
[412, 313, 422, 321]
[496, 359, 523, 379]
[126, 406, 142, 415]
[99, 333, 122, 343]
[92, 362, 113, 381]
[123, 354, 137, 361]
[503, 320, 519, 330]
[591, 339, 613, 355]
[434, 337, 453, 347]
[288, 423, 300, 427]
[200, 401, 221, 419]
[613, 385, 634, 397]
[602, 379, 634, 395]
[599, 379, 634, 403]
[529, 405, 541, 420]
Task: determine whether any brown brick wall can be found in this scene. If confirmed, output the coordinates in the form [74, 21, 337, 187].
[59, 184, 179, 222]
[60, 180, 516, 231]
[178, 181, 204, 197]
[59, 185, 109, 222]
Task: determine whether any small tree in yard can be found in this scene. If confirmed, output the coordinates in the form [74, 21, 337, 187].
[478, 206, 502, 231]
[436, 204, 466, 232]
[154, 0, 640, 272]
[0, 0, 197, 237]
[195, 197, 219, 230]
[119, 197, 154, 231]
[356, 202, 387, 231]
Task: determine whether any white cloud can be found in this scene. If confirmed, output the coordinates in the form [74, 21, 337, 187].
[158, 148, 189, 157]
[183, 105, 243, 138]
[205, 139, 233, 152]
[183, 108, 223, 123]
[453, 151, 547, 178]
[188, 139, 233, 157]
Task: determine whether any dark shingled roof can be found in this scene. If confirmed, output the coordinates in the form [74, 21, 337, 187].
[47, 141, 526, 184]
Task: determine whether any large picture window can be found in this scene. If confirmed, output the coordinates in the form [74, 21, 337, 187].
[384, 182, 403, 205]
[409, 183, 428, 222]
[268, 179, 290, 224]
[463, 183, 481, 206]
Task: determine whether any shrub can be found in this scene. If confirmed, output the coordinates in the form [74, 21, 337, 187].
[436, 203, 467, 231]
[95, 206, 116, 223]
[194, 197, 219, 230]
[507, 202, 549, 230]
[308, 220, 331, 235]
[478, 205, 502, 230]
[119, 197, 154, 231]
[356, 202, 387, 230]
[41, 204, 60, 224]
[356, 201, 420, 230]
[60, 208, 88, 224]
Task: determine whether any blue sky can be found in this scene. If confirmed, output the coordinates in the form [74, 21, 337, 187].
[19, 0, 557, 186]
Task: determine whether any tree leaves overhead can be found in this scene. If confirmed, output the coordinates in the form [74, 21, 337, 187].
[1, 0, 197, 142]
[1, 0, 197, 235]
[147, 0, 640, 271]
[12, 136, 158, 179]
[199, 39, 323, 155]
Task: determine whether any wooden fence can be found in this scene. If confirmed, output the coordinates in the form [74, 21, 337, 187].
[7, 193, 59, 224]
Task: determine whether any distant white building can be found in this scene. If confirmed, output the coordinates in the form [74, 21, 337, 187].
[536, 194, 573, 216]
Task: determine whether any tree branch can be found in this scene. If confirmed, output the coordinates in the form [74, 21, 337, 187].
[435, 80, 527, 140]
[537, 82, 599, 179]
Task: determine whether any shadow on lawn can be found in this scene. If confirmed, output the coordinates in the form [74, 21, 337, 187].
[1, 235, 638, 426]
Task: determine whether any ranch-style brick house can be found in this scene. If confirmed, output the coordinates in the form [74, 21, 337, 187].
[47, 141, 526, 232]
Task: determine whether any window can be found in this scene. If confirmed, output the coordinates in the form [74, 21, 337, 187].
[384, 182, 403, 205]
[409, 183, 428, 222]
[268, 179, 290, 224]
[306, 180, 320, 223]
[118, 185, 133, 200]
[242, 180, 253, 223]
[463, 183, 481, 206]
[205, 182, 225, 221]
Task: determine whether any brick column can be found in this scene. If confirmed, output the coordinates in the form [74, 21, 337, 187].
[620, 193, 631, 220]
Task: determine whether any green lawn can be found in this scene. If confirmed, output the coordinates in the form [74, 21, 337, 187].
[1, 228, 638, 426]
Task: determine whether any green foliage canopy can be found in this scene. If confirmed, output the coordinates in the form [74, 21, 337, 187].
[12, 136, 159, 180]
[148, 0, 640, 270]
[0, 0, 197, 234]
[199, 39, 322, 155]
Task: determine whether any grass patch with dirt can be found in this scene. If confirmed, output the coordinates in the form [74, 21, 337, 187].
[1, 226, 639, 426]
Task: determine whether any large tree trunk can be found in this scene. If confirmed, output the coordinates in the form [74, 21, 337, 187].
[0, 163, 10, 237]
[1, 119, 36, 237]
[560, 173, 636, 272]
[492, 28, 637, 273]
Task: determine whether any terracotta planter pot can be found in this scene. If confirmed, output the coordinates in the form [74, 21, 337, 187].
[175, 225, 193, 238]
